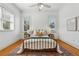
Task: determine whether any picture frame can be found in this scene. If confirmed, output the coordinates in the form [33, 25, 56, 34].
[67, 17, 77, 31]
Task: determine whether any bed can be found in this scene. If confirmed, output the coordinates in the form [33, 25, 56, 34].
[17, 34, 63, 54]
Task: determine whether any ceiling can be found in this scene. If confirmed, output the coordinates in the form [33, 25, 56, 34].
[14, 3, 65, 12]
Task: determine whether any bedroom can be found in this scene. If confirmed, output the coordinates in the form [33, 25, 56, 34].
[0, 3, 79, 56]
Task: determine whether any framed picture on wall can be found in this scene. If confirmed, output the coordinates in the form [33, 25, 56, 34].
[67, 17, 77, 31]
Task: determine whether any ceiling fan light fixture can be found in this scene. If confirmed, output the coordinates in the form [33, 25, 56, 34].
[30, 3, 51, 11]
[40, 4, 44, 8]
[39, 4, 44, 11]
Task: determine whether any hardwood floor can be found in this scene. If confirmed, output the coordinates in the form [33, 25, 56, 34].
[1, 39, 78, 56]
[54, 39, 79, 56]
[0, 39, 23, 56]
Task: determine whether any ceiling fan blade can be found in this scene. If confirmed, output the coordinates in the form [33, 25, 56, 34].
[38, 8, 41, 11]
[43, 4, 51, 8]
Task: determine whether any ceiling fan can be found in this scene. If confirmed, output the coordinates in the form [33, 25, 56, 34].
[30, 3, 51, 11]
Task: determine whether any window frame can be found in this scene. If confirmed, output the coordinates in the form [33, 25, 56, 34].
[0, 6, 15, 31]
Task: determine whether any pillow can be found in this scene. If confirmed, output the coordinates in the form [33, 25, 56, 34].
[27, 30, 33, 34]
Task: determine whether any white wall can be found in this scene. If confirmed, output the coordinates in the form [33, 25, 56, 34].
[30, 12, 49, 30]
[0, 3, 21, 50]
[59, 3, 79, 49]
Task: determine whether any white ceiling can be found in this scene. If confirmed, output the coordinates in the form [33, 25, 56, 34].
[14, 3, 65, 12]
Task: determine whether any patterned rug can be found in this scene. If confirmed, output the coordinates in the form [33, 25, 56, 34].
[8, 46, 72, 56]
[19, 48, 62, 56]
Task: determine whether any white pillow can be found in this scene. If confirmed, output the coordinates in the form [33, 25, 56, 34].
[27, 30, 33, 34]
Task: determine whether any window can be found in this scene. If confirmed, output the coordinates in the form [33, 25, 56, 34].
[48, 16, 56, 34]
[0, 7, 14, 31]
[48, 16, 55, 29]
[24, 16, 30, 31]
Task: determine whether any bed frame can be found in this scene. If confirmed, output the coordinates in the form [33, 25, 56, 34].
[17, 34, 62, 54]
[24, 35, 57, 50]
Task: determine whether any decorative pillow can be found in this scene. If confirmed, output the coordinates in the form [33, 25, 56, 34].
[36, 31, 44, 36]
